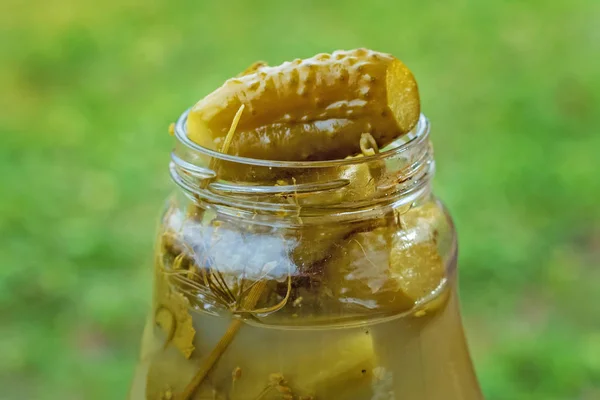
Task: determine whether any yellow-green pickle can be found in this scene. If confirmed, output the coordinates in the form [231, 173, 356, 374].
[129, 49, 483, 400]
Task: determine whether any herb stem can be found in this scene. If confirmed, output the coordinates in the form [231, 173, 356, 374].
[180, 281, 266, 400]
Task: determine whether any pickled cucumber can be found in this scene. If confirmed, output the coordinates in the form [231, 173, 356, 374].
[187, 49, 420, 161]
[323, 202, 446, 316]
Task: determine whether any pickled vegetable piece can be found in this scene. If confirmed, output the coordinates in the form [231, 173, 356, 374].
[154, 233, 197, 359]
[187, 48, 420, 161]
[203, 317, 377, 399]
[154, 290, 196, 359]
[324, 203, 446, 314]
[389, 235, 445, 303]
[280, 162, 382, 269]
[324, 227, 414, 314]
[145, 335, 217, 400]
[295, 158, 384, 207]
[390, 201, 447, 304]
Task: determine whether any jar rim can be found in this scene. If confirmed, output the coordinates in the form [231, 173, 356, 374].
[174, 108, 430, 168]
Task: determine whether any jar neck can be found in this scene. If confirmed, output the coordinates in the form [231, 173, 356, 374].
[169, 110, 435, 225]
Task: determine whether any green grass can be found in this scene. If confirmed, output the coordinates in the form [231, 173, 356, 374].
[2, 0, 600, 398]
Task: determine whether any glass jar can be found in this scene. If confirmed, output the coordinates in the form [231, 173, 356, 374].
[129, 110, 483, 400]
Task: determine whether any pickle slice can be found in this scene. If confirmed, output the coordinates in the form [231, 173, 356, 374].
[389, 235, 445, 304]
[204, 317, 376, 399]
[324, 227, 414, 314]
[323, 204, 446, 315]
[391, 200, 448, 306]
[145, 332, 218, 400]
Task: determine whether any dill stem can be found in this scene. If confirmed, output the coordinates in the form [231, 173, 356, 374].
[180, 280, 267, 400]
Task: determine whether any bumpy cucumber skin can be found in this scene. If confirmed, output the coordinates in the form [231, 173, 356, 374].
[187, 49, 420, 161]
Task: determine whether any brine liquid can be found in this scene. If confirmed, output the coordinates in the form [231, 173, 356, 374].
[129, 290, 482, 400]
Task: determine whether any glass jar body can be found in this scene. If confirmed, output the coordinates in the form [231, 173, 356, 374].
[129, 193, 482, 400]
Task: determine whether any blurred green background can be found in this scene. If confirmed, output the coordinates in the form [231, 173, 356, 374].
[2, 0, 599, 399]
